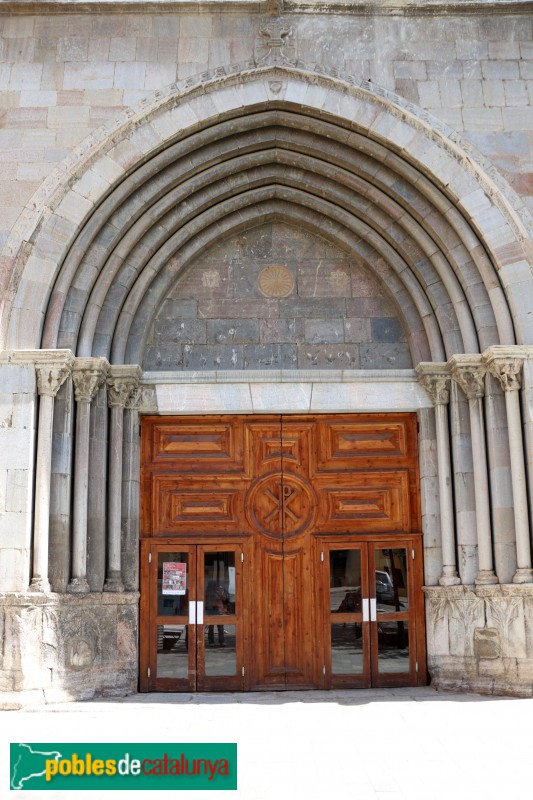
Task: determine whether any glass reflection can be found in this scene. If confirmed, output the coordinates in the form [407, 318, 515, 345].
[205, 624, 237, 676]
[157, 553, 189, 616]
[377, 621, 409, 673]
[331, 623, 363, 674]
[204, 552, 236, 614]
[156, 624, 188, 679]
[374, 548, 408, 613]
[330, 550, 362, 613]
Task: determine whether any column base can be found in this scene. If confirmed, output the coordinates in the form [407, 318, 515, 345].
[513, 568, 533, 584]
[67, 577, 90, 593]
[439, 573, 461, 586]
[475, 570, 499, 586]
[104, 573, 124, 593]
[28, 578, 52, 593]
[439, 567, 461, 587]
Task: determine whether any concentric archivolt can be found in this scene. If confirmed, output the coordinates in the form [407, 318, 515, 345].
[2, 65, 530, 354]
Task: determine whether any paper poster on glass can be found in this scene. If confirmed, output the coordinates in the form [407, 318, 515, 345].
[162, 562, 187, 595]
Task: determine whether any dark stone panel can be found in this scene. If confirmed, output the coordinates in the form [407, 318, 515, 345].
[259, 318, 305, 343]
[243, 344, 297, 369]
[297, 260, 351, 298]
[199, 299, 279, 319]
[207, 318, 260, 344]
[346, 297, 397, 317]
[305, 318, 345, 344]
[153, 318, 206, 345]
[279, 298, 346, 319]
[176, 263, 232, 299]
[344, 318, 372, 343]
[297, 345, 360, 369]
[371, 317, 406, 342]
[181, 345, 244, 370]
[158, 298, 199, 318]
[360, 343, 412, 369]
[142, 345, 183, 370]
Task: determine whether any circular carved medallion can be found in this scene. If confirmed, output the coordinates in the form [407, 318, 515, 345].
[245, 472, 317, 539]
[257, 265, 295, 298]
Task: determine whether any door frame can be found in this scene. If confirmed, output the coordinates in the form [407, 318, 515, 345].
[316, 533, 427, 689]
[139, 537, 250, 692]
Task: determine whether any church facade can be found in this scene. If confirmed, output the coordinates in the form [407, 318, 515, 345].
[1, 0, 533, 703]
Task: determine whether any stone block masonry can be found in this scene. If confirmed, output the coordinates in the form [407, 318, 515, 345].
[142, 222, 410, 371]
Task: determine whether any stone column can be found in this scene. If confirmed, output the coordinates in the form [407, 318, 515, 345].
[450, 355, 498, 585]
[105, 366, 141, 593]
[416, 363, 460, 586]
[29, 355, 72, 592]
[122, 385, 144, 591]
[485, 348, 533, 584]
[68, 358, 109, 593]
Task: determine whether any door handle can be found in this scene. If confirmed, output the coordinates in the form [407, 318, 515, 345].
[362, 598, 369, 622]
[188, 601, 204, 624]
[370, 598, 377, 622]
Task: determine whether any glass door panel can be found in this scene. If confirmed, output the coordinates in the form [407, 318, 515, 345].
[324, 545, 370, 688]
[145, 543, 244, 692]
[370, 543, 416, 687]
[319, 536, 423, 690]
[197, 545, 242, 691]
[152, 547, 197, 691]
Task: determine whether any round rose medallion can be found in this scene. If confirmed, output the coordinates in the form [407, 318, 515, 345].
[257, 265, 295, 298]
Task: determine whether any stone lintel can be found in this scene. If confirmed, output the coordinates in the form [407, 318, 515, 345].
[0, 349, 74, 367]
[0, 591, 139, 607]
[424, 584, 533, 598]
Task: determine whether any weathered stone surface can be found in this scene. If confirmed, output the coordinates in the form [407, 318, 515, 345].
[142, 223, 408, 371]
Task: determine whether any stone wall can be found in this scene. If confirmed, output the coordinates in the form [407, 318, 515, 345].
[143, 222, 410, 371]
[0, 592, 138, 705]
[0, 9, 532, 265]
[425, 585, 533, 697]
[0, 361, 36, 592]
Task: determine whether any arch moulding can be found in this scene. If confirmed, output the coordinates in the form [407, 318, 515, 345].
[1, 60, 533, 351]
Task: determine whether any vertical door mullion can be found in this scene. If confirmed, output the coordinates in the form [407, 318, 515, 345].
[364, 542, 377, 689]
[194, 545, 204, 691]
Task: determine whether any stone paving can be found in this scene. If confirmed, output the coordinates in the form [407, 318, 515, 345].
[2, 686, 532, 800]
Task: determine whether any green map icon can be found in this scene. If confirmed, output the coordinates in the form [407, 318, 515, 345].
[10, 743, 62, 790]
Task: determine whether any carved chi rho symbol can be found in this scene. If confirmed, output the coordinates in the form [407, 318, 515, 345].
[264, 482, 299, 527]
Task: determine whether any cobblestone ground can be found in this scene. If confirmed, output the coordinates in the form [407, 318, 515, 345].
[1, 686, 532, 800]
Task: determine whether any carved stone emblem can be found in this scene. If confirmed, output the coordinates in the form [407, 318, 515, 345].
[245, 472, 317, 539]
[258, 265, 295, 298]
[256, 20, 295, 66]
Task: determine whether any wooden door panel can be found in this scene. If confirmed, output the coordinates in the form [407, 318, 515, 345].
[282, 546, 314, 687]
[313, 416, 415, 471]
[147, 418, 247, 474]
[141, 412, 424, 693]
[314, 471, 411, 533]
[153, 476, 243, 534]
[254, 548, 286, 688]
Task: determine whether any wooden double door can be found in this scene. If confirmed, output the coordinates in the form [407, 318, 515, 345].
[140, 414, 426, 692]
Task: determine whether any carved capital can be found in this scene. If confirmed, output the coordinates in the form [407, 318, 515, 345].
[415, 363, 450, 405]
[449, 357, 486, 400]
[36, 364, 70, 398]
[107, 366, 142, 408]
[71, 358, 109, 404]
[486, 358, 523, 393]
